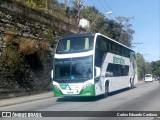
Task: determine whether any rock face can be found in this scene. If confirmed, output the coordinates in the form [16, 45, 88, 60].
[0, 0, 79, 97]
[0, 0, 79, 54]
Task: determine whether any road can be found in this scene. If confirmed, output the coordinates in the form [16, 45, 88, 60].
[0, 81, 160, 120]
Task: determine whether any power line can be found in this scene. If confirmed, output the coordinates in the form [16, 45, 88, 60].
[83, 0, 88, 6]
[90, 0, 111, 19]
[97, 0, 113, 19]
[97, 0, 107, 13]
[68, 0, 72, 7]
[92, 0, 99, 12]
[103, 0, 117, 18]
[103, 0, 113, 12]
[103, 0, 116, 18]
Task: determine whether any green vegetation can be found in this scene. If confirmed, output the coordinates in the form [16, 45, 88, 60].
[16, 0, 77, 25]
[136, 53, 160, 80]
[151, 61, 160, 77]
[83, 8, 133, 47]
[16, 0, 134, 47]
[136, 53, 145, 80]
[0, 35, 52, 91]
[0, 44, 33, 90]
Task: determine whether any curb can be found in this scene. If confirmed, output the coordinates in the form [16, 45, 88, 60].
[0, 92, 54, 107]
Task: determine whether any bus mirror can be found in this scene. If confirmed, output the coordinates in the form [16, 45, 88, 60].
[95, 67, 100, 78]
[105, 72, 113, 77]
[51, 70, 54, 79]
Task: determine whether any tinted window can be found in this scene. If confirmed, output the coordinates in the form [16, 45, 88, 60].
[106, 63, 129, 76]
[95, 36, 106, 68]
[56, 36, 94, 54]
[54, 56, 93, 83]
[145, 74, 152, 77]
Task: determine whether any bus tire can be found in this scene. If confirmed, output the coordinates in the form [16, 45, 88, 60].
[103, 82, 109, 98]
[130, 78, 134, 89]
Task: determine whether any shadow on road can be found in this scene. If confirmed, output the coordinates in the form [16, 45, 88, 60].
[56, 87, 136, 102]
[56, 96, 102, 102]
[109, 87, 130, 96]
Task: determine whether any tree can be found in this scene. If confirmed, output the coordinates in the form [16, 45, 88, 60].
[0, 45, 33, 90]
[80, 7, 134, 47]
[145, 62, 152, 74]
[71, 0, 83, 24]
[115, 16, 135, 47]
[24, 0, 58, 11]
[151, 60, 160, 76]
[136, 53, 145, 80]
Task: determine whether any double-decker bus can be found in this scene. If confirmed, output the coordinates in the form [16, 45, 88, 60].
[51, 33, 137, 97]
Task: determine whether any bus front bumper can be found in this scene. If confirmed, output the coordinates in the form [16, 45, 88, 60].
[52, 85, 95, 97]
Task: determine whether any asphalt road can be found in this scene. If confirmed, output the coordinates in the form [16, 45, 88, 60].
[0, 81, 160, 120]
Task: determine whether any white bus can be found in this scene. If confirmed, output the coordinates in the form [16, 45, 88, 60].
[51, 33, 137, 97]
[145, 74, 153, 82]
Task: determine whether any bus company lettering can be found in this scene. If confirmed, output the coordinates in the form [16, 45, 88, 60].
[113, 55, 125, 64]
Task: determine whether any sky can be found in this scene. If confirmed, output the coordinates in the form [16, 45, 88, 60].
[58, 0, 160, 62]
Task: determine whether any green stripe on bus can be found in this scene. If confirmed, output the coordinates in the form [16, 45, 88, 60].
[52, 84, 95, 97]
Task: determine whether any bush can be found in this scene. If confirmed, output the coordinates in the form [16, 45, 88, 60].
[3, 34, 13, 44]
[19, 39, 38, 55]
[0, 45, 33, 90]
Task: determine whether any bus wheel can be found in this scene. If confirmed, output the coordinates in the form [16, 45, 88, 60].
[130, 78, 134, 89]
[103, 84, 109, 98]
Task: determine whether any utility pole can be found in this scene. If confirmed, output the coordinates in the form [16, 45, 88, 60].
[64, 0, 67, 9]
[71, 0, 82, 31]
[73, 0, 81, 32]
[46, 0, 48, 11]
[77, 0, 81, 25]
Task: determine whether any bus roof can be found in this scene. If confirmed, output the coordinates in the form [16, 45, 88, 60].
[60, 32, 134, 52]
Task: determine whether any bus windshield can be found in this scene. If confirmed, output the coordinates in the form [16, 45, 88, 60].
[145, 74, 152, 77]
[56, 36, 94, 54]
[54, 56, 93, 83]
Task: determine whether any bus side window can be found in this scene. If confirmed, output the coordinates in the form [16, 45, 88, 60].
[108, 41, 112, 52]
[121, 48, 125, 57]
[115, 44, 118, 55]
[117, 45, 120, 55]
[106, 63, 129, 77]
[105, 39, 109, 52]
[119, 46, 123, 56]
[112, 43, 116, 54]
[127, 50, 130, 58]
[95, 36, 104, 67]
[101, 37, 107, 52]
[124, 48, 128, 57]
[106, 63, 114, 77]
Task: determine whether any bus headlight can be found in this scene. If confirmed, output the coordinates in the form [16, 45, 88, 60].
[53, 85, 60, 90]
[82, 83, 92, 89]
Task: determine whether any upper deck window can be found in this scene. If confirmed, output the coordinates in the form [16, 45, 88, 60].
[56, 36, 94, 54]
